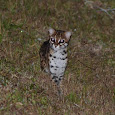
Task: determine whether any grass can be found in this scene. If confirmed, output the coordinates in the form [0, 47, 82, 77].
[0, 0, 115, 114]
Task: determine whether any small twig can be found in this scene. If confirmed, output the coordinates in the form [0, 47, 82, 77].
[84, 0, 115, 19]
[106, 8, 115, 11]
[74, 103, 81, 108]
[95, 6, 114, 19]
[77, 59, 96, 71]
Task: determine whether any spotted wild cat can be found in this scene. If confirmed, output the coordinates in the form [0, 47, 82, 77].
[39, 28, 71, 95]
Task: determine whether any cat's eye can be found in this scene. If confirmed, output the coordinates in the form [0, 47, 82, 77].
[50, 38, 55, 43]
[59, 39, 65, 44]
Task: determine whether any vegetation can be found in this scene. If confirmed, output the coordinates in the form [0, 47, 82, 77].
[0, 0, 115, 114]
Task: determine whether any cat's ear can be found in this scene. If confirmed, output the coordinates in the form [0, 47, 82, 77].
[65, 31, 71, 40]
[48, 28, 55, 36]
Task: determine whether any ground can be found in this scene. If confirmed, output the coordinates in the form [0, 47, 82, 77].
[0, 0, 115, 115]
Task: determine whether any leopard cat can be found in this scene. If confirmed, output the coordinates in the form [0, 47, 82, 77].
[39, 28, 71, 95]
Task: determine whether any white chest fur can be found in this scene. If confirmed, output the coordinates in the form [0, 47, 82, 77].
[49, 48, 67, 76]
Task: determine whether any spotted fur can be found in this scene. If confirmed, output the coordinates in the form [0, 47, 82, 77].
[39, 28, 71, 95]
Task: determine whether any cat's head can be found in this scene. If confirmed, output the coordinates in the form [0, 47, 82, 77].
[48, 28, 71, 51]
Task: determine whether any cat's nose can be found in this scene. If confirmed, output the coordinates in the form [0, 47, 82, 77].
[55, 45, 58, 48]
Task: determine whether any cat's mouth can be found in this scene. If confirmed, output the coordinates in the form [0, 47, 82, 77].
[52, 44, 60, 50]
[50, 43, 67, 51]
